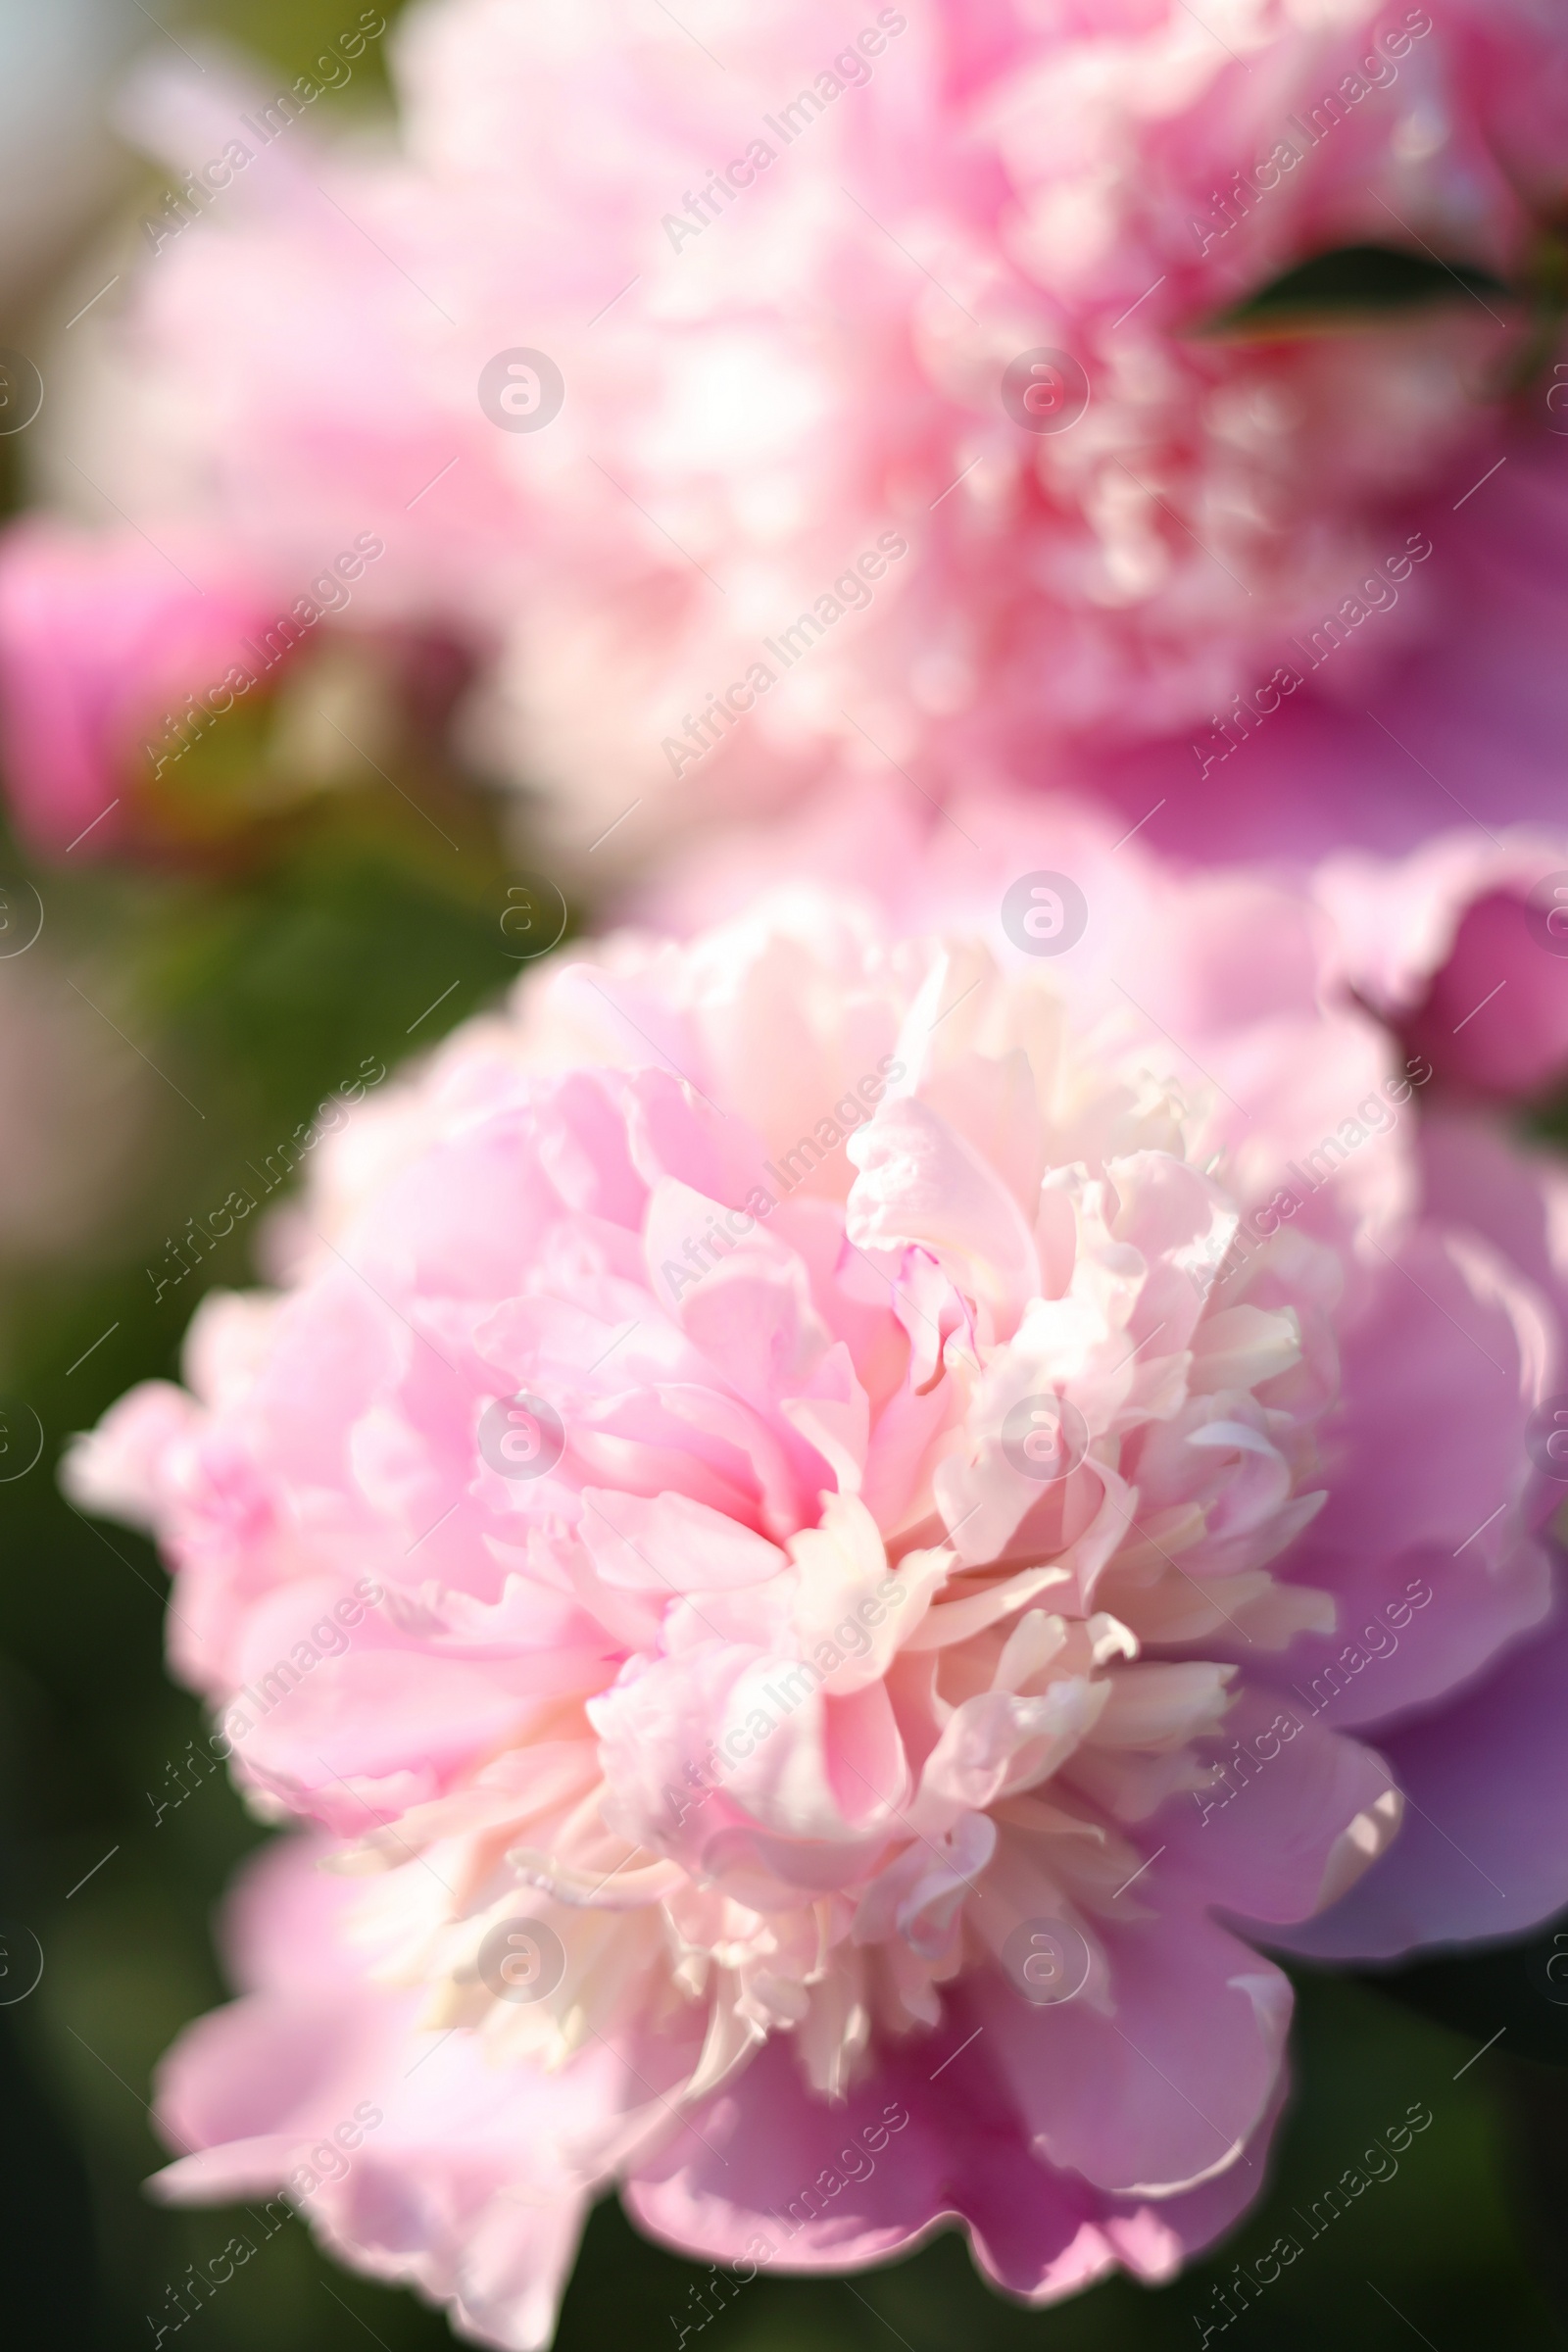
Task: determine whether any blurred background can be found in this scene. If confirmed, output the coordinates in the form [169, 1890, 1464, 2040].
[2, 3, 1568, 2347]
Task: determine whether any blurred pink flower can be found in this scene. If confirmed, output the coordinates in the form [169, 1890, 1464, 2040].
[0, 521, 285, 856]
[1049, 427, 1568, 879]
[70, 791, 1568, 2345]
[12, 0, 1567, 862]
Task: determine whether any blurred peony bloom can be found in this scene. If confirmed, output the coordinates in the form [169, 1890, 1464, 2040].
[9, 0, 1568, 862]
[70, 792, 1568, 2345]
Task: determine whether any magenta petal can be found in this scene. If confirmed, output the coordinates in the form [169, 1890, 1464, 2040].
[1154, 1686, 1396, 1925]
[626, 2013, 1284, 2302]
[1269, 1222, 1553, 1731]
[1269, 1585, 1568, 1960]
[971, 1914, 1289, 2198]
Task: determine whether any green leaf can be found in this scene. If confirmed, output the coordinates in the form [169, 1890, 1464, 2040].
[1203, 243, 1512, 338]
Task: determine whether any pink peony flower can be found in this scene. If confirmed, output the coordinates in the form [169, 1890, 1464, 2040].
[19, 0, 1568, 861]
[71, 790, 1568, 2345]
